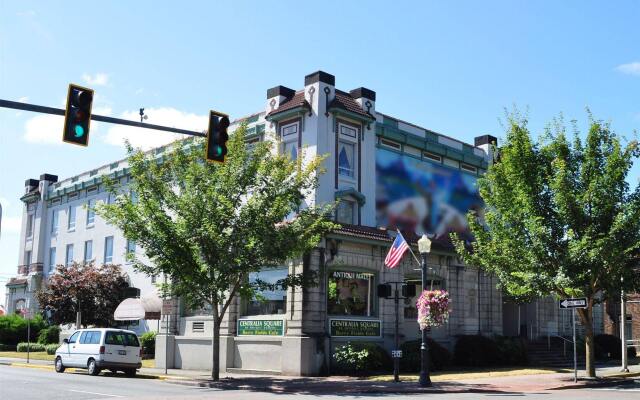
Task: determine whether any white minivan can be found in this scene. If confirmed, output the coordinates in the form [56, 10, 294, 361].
[54, 328, 142, 377]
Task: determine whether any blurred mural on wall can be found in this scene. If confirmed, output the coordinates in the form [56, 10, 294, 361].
[376, 149, 484, 242]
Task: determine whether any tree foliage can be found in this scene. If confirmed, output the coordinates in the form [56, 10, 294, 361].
[454, 111, 640, 377]
[36, 262, 129, 327]
[95, 124, 337, 379]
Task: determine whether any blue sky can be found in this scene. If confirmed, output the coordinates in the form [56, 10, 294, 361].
[1, 1, 639, 304]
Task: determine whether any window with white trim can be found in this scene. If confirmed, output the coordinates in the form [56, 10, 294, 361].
[86, 199, 95, 226]
[67, 205, 76, 231]
[26, 214, 34, 238]
[65, 244, 74, 266]
[84, 240, 93, 263]
[24, 250, 32, 266]
[461, 163, 477, 173]
[51, 210, 59, 235]
[49, 247, 56, 272]
[104, 236, 114, 264]
[338, 141, 355, 178]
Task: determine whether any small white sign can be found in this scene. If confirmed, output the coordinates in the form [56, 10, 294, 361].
[559, 298, 587, 309]
[392, 350, 403, 358]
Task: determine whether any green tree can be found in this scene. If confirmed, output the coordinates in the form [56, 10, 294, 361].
[454, 112, 640, 377]
[95, 125, 337, 380]
[36, 262, 129, 327]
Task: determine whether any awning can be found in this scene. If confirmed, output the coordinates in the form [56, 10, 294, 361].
[114, 295, 162, 321]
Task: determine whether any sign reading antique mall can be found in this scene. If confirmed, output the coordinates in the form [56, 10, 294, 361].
[237, 319, 285, 336]
[329, 319, 382, 338]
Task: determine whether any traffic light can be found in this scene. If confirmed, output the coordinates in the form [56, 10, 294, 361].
[63, 84, 94, 146]
[206, 110, 230, 163]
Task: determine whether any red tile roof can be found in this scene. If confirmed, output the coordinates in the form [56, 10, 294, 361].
[267, 91, 310, 117]
[332, 224, 457, 252]
[329, 90, 374, 120]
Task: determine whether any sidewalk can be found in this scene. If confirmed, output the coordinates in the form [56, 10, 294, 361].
[2, 356, 638, 394]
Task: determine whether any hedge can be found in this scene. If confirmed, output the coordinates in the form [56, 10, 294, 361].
[17, 342, 46, 352]
[0, 344, 17, 351]
[454, 335, 527, 367]
[399, 338, 451, 372]
[37, 326, 61, 345]
[594, 334, 637, 360]
[140, 332, 156, 358]
[0, 314, 47, 345]
[46, 343, 60, 355]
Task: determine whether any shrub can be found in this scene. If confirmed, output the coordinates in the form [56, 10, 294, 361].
[37, 326, 60, 345]
[494, 336, 528, 365]
[0, 314, 47, 345]
[0, 344, 17, 351]
[332, 342, 391, 375]
[45, 343, 60, 355]
[140, 331, 156, 358]
[17, 342, 46, 352]
[453, 335, 501, 367]
[594, 334, 637, 360]
[399, 338, 451, 372]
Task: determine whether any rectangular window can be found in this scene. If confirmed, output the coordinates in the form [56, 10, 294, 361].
[26, 214, 34, 238]
[338, 141, 355, 178]
[129, 191, 138, 204]
[84, 240, 93, 263]
[244, 267, 288, 316]
[49, 247, 56, 272]
[340, 124, 357, 138]
[24, 250, 32, 265]
[281, 122, 299, 161]
[423, 151, 442, 163]
[461, 163, 478, 173]
[336, 200, 355, 225]
[65, 244, 74, 266]
[380, 138, 401, 150]
[51, 210, 59, 235]
[104, 236, 114, 264]
[86, 199, 95, 226]
[126, 239, 136, 256]
[107, 193, 115, 204]
[328, 270, 375, 317]
[68, 205, 76, 230]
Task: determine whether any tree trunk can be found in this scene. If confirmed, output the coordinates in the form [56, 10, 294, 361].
[211, 304, 220, 381]
[577, 305, 596, 378]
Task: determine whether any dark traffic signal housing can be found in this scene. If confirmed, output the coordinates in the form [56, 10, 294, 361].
[206, 110, 230, 163]
[63, 84, 94, 146]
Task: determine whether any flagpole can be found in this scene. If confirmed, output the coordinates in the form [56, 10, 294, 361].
[397, 229, 421, 266]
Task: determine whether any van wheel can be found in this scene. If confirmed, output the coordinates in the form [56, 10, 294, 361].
[54, 357, 65, 373]
[87, 359, 101, 376]
[124, 368, 136, 377]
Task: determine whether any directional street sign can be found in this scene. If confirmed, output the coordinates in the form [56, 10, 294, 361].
[559, 298, 587, 309]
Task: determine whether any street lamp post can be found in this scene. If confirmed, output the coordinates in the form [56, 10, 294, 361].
[418, 234, 432, 387]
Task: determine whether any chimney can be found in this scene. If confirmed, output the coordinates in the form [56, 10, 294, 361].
[24, 179, 39, 193]
[304, 71, 335, 117]
[39, 173, 58, 183]
[349, 87, 376, 116]
[474, 135, 498, 163]
[266, 85, 296, 114]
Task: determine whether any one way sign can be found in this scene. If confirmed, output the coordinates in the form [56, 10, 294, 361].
[559, 298, 587, 309]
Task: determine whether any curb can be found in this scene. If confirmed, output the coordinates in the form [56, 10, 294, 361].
[4, 361, 165, 380]
[548, 378, 637, 390]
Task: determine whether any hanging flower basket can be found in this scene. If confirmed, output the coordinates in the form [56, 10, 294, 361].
[416, 289, 450, 330]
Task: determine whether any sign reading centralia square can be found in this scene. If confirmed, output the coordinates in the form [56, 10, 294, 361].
[329, 319, 382, 338]
[237, 319, 285, 336]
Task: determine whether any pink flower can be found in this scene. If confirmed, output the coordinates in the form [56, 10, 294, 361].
[416, 290, 450, 330]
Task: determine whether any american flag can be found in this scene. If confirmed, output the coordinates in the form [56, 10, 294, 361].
[384, 231, 409, 269]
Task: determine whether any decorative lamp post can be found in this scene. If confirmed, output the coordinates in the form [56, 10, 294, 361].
[417, 234, 432, 387]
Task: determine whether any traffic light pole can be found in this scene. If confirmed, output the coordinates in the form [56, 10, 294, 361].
[0, 99, 206, 138]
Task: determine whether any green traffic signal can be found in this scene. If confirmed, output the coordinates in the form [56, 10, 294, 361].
[206, 111, 230, 163]
[63, 84, 93, 146]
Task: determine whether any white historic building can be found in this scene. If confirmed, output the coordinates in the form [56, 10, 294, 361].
[6, 71, 604, 374]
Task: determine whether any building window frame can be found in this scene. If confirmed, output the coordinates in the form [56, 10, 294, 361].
[67, 205, 76, 231]
[84, 240, 93, 263]
[241, 266, 289, 317]
[51, 209, 59, 235]
[65, 244, 74, 266]
[104, 236, 114, 264]
[327, 268, 377, 318]
[49, 247, 56, 272]
[280, 121, 300, 161]
[25, 214, 34, 239]
[86, 199, 96, 227]
[335, 198, 356, 225]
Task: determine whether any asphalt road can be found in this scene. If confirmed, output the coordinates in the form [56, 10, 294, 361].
[1, 365, 640, 400]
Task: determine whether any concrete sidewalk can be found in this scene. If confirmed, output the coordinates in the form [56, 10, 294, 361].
[2, 356, 638, 394]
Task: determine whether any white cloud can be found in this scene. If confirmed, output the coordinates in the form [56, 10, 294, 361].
[0, 197, 10, 209]
[82, 72, 109, 86]
[1, 216, 22, 234]
[615, 62, 640, 76]
[103, 107, 207, 150]
[17, 96, 29, 103]
[23, 114, 64, 144]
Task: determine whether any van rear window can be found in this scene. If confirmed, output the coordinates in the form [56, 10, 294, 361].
[105, 331, 140, 347]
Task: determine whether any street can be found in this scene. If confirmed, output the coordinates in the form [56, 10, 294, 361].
[1, 365, 640, 400]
